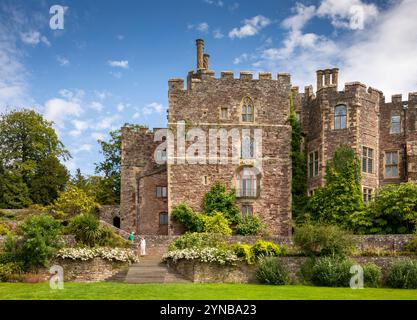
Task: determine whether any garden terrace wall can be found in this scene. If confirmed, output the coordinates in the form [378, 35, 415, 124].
[35, 258, 129, 283]
[132, 234, 413, 256]
[168, 255, 417, 284]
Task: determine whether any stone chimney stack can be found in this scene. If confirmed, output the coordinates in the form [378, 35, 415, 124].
[316, 70, 324, 91]
[332, 68, 339, 88]
[203, 53, 210, 70]
[196, 39, 205, 71]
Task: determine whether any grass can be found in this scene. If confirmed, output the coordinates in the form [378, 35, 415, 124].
[0, 283, 417, 300]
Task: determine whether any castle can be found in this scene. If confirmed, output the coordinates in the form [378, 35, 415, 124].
[118, 39, 417, 236]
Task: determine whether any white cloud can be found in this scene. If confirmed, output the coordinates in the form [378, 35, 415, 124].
[57, 56, 69, 66]
[189, 22, 210, 33]
[20, 31, 50, 46]
[94, 90, 110, 100]
[213, 29, 224, 39]
[317, 0, 378, 30]
[282, 3, 316, 31]
[117, 103, 125, 112]
[95, 115, 121, 130]
[143, 102, 164, 115]
[233, 53, 249, 65]
[108, 60, 129, 69]
[116, 34, 124, 40]
[90, 101, 104, 112]
[133, 112, 140, 119]
[250, 0, 417, 99]
[73, 143, 92, 154]
[59, 89, 85, 103]
[229, 15, 271, 39]
[91, 132, 105, 141]
[44, 98, 82, 127]
[110, 71, 122, 79]
[203, 0, 223, 7]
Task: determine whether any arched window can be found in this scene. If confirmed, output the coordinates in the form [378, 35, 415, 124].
[236, 167, 257, 197]
[334, 105, 347, 129]
[242, 97, 254, 122]
[241, 135, 254, 159]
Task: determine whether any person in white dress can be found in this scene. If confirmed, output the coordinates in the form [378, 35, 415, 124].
[139, 237, 146, 256]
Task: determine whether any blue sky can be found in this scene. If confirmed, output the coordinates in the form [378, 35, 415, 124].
[0, 0, 416, 176]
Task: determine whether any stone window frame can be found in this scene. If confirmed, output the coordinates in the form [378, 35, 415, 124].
[241, 204, 253, 218]
[220, 107, 229, 120]
[156, 186, 167, 198]
[362, 187, 373, 204]
[235, 166, 260, 198]
[390, 114, 401, 134]
[308, 150, 320, 178]
[308, 188, 317, 197]
[240, 96, 255, 123]
[384, 150, 400, 179]
[241, 135, 255, 159]
[334, 104, 348, 130]
[362, 146, 374, 174]
[159, 212, 168, 225]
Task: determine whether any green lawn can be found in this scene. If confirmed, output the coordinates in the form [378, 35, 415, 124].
[0, 283, 417, 300]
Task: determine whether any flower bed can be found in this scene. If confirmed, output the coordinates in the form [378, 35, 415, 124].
[162, 247, 238, 265]
[56, 247, 138, 263]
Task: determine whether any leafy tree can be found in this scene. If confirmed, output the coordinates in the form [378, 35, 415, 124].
[47, 186, 101, 218]
[363, 183, 417, 234]
[0, 164, 31, 209]
[29, 156, 69, 206]
[95, 124, 146, 205]
[307, 146, 364, 228]
[289, 90, 308, 221]
[0, 110, 70, 207]
[171, 203, 205, 232]
[201, 211, 232, 235]
[202, 181, 240, 223]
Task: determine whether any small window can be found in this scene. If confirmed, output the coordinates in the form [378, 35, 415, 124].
[308, 189, 316, 197]
[241, 135, 254, 159]
[242, 97, 254, 122]
[159, 212, 168, 225]
[390, 115, 401, 134]
[363, 188, 373, 204]
[308, 150, 319, 178]
[362, 147, 374, 173]
[156, 149, 167, 162]
[334, 105, 347, 129]
[241, 205, 253, 218]
[385, 151, 399, 178]
[156, 186, 167, 198]
[221, 107, 228, 119]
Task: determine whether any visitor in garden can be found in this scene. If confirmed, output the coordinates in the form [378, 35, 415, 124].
[128, 231, 135, 243]
[140, 237, 146, 256]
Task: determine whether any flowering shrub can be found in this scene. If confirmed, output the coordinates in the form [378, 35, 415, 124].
[56, 247, 138, 263]
[163, 247, 238, 265]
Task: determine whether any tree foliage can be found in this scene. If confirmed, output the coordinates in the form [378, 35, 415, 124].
[202, 181, 240, 223]
[289, 90, 308, 221]
[307, 146, 364, 228]
[0, 110, 70, 207]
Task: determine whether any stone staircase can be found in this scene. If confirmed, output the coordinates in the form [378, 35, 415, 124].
[122, 254, 190, 284]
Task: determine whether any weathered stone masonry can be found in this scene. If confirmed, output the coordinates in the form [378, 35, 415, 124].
[120, 39, 417, 236]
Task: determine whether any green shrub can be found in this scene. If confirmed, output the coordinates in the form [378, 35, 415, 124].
[311, 256, 354, 287]
[202, 212, 232, 235]
[255, 257, 290, 285]
[235, 216, 264, 235]
[0, 223, 11, 236]
[67, 214, 101, 246]
[363, 263, 382, 288]
[0, 262, 23, 282]
[95, 226, 131, 248]
[293, 223, 356, 257]
[5, 215, 63, 269]
[386, 259, 417, 289]
[232, 243, 255, 264]
[171, 203, 205, 233]
[202, 181, 240, 223]
[251, 240, 285, 259]
[47, 186, 101, 218]
[168, 232, 226, 251]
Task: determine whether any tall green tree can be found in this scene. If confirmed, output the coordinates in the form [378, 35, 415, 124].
[0, 163, 31, 209]
[289, 90, 308, 222]
[0, 109, 70, 207]
[95, 124, 146, 205]
[307, 145, 364, 229]
[202, 181, 240, 223]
